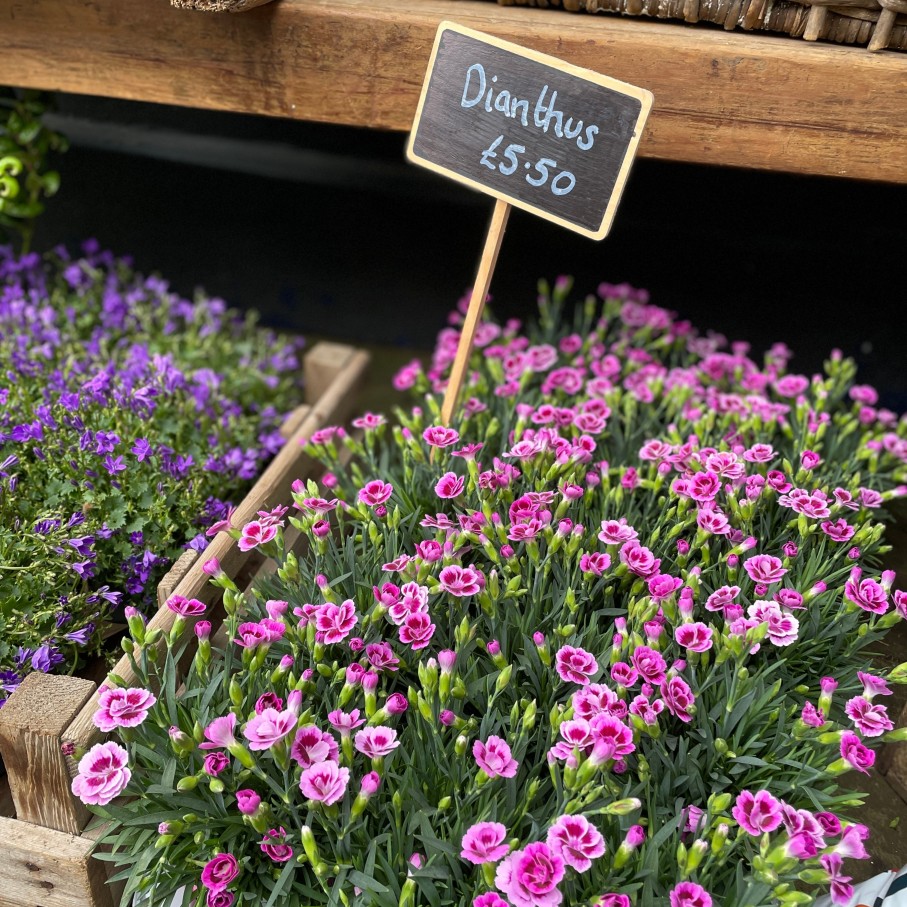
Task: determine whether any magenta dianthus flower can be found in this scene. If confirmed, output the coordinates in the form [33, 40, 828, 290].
[461, 821, 511, 864]
[474, 735, 519, 778]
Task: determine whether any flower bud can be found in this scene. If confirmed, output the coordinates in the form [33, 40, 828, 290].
[495, 664, 513, 693]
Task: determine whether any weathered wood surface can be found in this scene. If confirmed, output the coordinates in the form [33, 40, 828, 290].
[0, 816, 115, 907]
[0, 673, 96, 834]
[0, 0, 905, 181]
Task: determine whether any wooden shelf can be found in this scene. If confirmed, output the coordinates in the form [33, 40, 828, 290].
[1, 0, 906, 182]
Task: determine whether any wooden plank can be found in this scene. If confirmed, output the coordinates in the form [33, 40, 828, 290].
[0, 0, 905, 181]
[0, 816, 114, 907]
[0, 673, 96, 834]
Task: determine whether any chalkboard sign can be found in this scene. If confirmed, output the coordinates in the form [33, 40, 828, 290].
[407, 23, 653, 240]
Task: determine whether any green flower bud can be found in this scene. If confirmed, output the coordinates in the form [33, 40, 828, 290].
[229, 678, 244, 708]
[177, 774, 199, 792]
[495, 664, 513, 693]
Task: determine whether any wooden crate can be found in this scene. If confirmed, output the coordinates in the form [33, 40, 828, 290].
[0, 341, 369, 907]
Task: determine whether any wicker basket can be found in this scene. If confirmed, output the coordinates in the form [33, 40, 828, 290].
[495, 0, 907, 49]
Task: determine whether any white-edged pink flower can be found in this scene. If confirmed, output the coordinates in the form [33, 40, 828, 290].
[460, 821, 510, 864]
[598, 518, 638, 545]
[674, 623, 713, 653]
[387, 582, 429, 624]
[398, 611, 436, 650]
[299, 760, 350, 805]
[546, 814, 605, 872]
[93, 687, 157, 732]
[555, 646, 598, 685]
[71, 741, 131, 805]
[354, 726, 400, 758]
[743, 554, 787, 585]
[473, 735, 518, 778]
[439, 564, 484, 597]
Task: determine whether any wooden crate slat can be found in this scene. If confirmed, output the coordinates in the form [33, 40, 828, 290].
[0, 673, 97, 834]
[1, 0, 906, 181]
[0, 816, 114, 907]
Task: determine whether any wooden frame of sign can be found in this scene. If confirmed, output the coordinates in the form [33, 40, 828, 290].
[407, 21, 652, 425]
[407, 22, 653, 241]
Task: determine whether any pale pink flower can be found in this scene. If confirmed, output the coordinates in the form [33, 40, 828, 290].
[820, 853, 854, 906]
[354, 726, 400, 758]
[580, 552, 611, 576]
[705, 585, 740, 611]
[236, 789, 260, 815]
[732, 790, 783, 835]
[243, 708, 297, 750]
[555, 646, 598, 685]
[474, 735, 518, 778]
[597, 896, 631, 907]
[589, 714, 635, 762]
[546, 814, 605, 872]
[844, 575, 889, 614]
[93, 687, 157, 731]
[327, 708, 365, 737]
[474, 894, 509, 907]
[299, 760, 350, 805]
[857, 671, 892, 700]
[598, 518, 638, 545]
[495, 842, 565, 907]
[619, 540, 661, 578]
[199, 713, 238, 750]
[460, 821, 510, 864]
[687, 471, 721, 502]
[71, 741, 131, 805]
[315, 599, 358, 644]
[358, 480, 393, 506]
[387, 582, 429, 624]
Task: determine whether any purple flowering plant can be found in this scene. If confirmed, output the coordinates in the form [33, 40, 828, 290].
[0, 242, 304, 704]
[79, 279, 907, 907]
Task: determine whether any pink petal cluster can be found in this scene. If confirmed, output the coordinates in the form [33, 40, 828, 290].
[546, 814, 605, 872]
[354, 726, 400, 758]
[555, 645, 599, 685]
[495, 841, 565, 907]
[71, 741, 132, 805]
[299, 759, 350, 804]
[474, 735, 519, 778]
[201, 853, 239, 893]
[460, 821, 510, 864]
[93, 687, 157, 731]
[243, 708, 297, 750]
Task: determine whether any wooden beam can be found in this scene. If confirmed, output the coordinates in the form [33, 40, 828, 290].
[0, 0, 905, 181]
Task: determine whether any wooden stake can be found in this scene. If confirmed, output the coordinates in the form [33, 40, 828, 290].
[440, 199, 511, 426]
